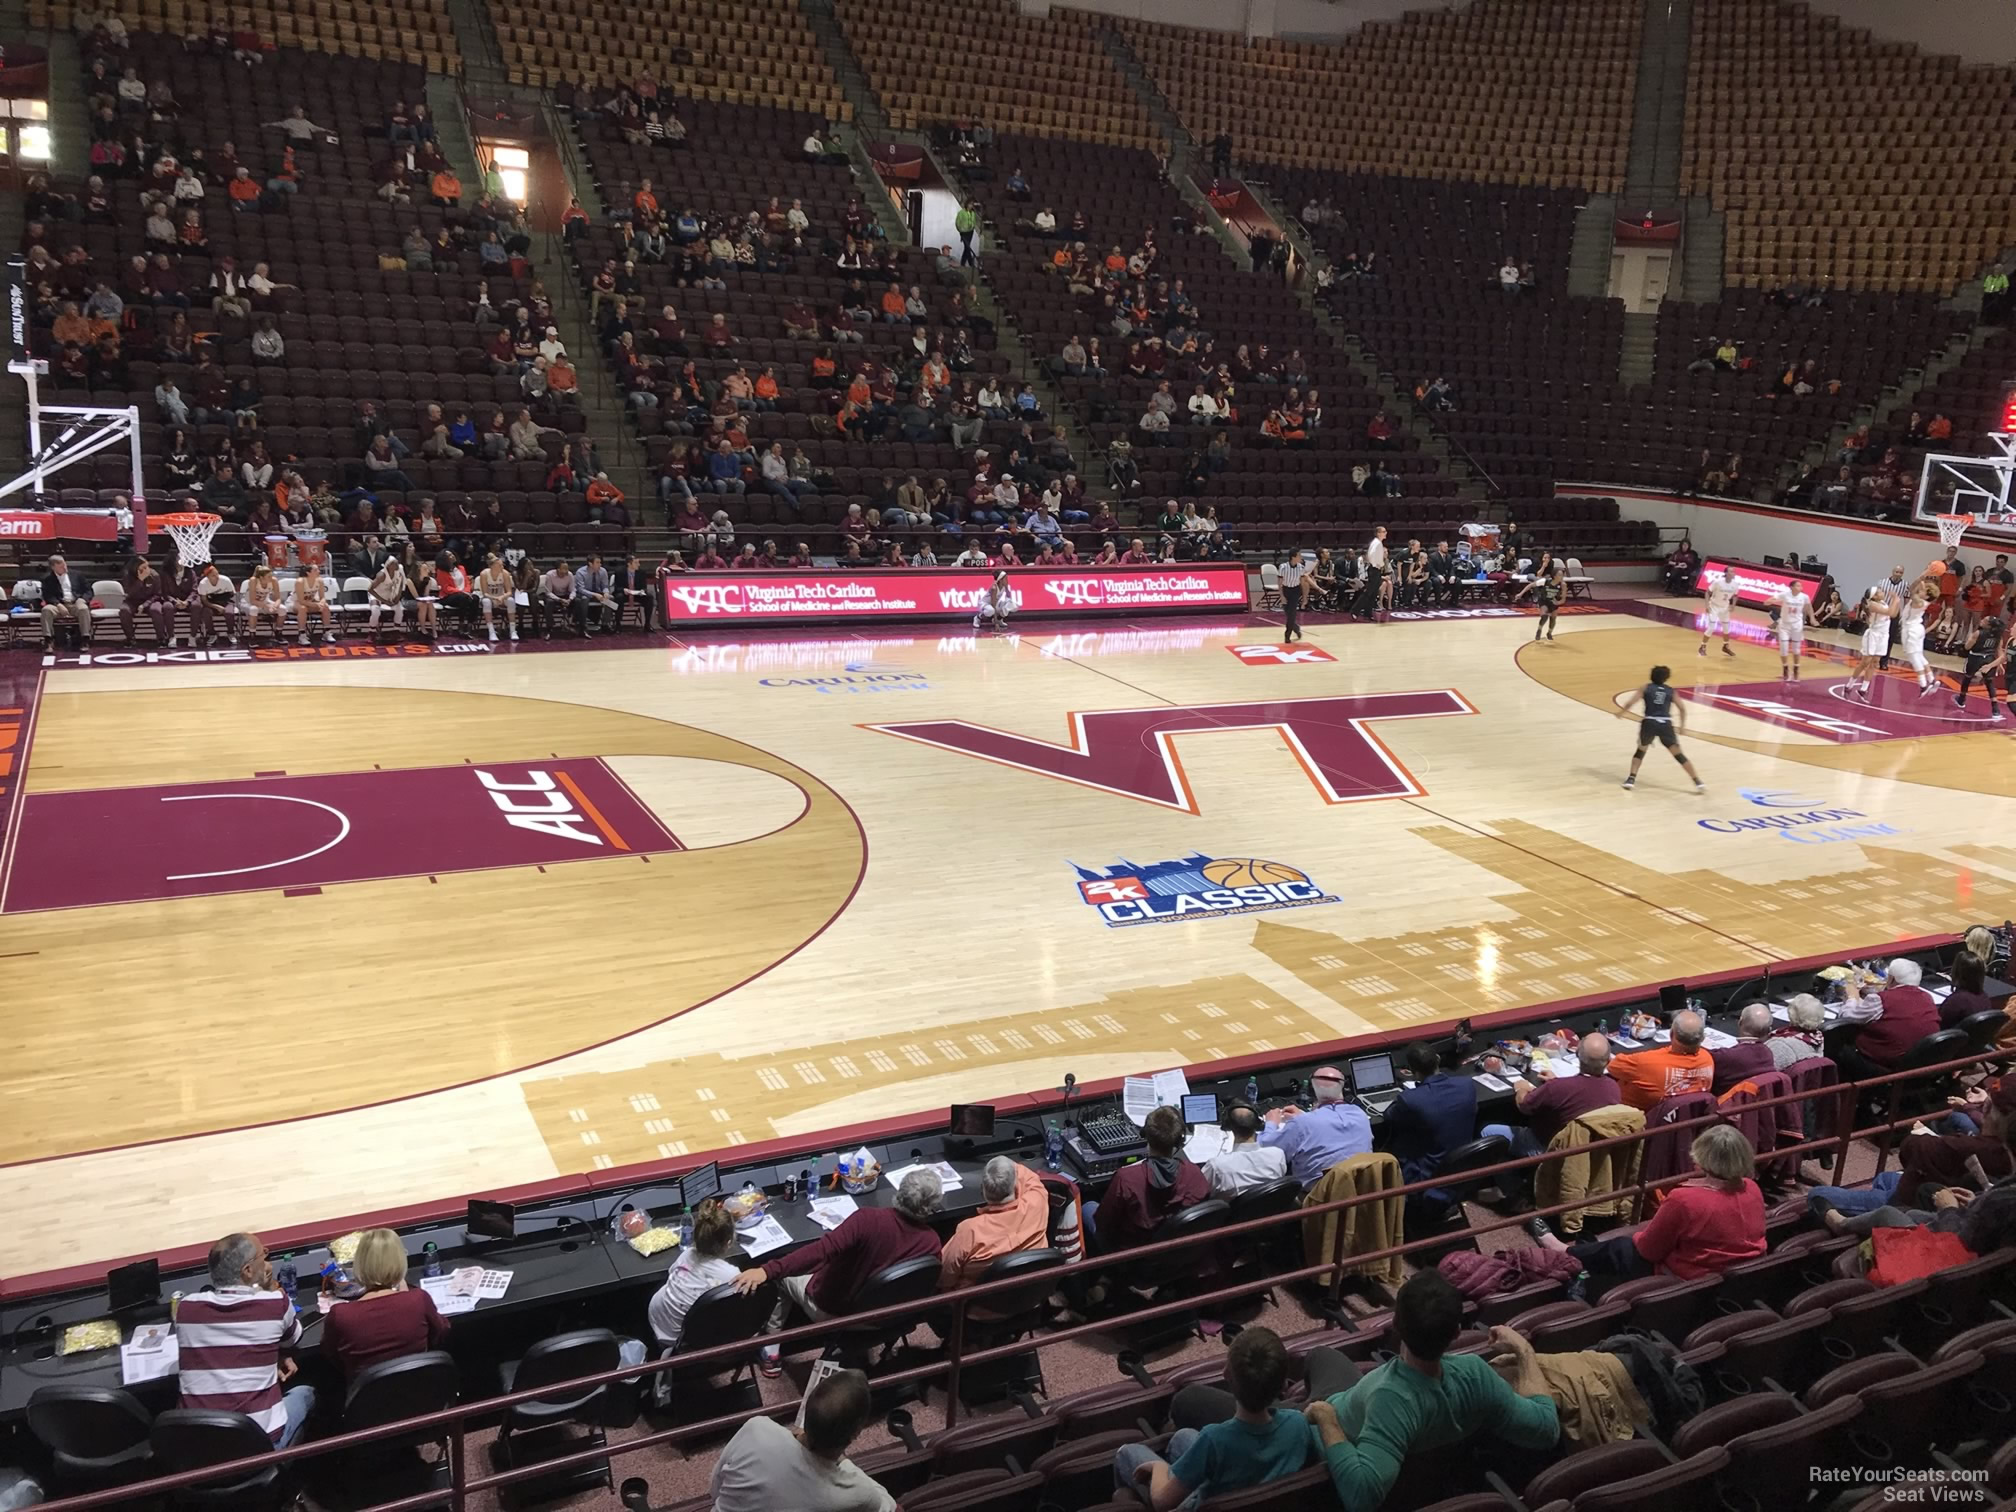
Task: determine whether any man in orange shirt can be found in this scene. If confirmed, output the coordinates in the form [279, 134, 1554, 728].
[632, 178, 658, 218]
[1610, 1010, 1714, 1111]
[227, 166, 262, 212]
[430, 168, 461, 208]
[879, 283, 909, 323]
[937, 1158, 1049, 1291]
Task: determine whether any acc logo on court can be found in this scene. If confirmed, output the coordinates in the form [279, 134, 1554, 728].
[1073, 852, 1338, 928]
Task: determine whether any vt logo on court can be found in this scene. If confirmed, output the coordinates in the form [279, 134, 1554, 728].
[1228, 644, 1337, 665]
[865, 691, 1473, 812]
[1075, 853, 1337, 928]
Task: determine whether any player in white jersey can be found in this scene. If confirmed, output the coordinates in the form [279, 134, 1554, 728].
[1900, 576, 1940, 694]
[973, 570, 1014, 632]
[1698, 565, 1738, 657]
[1773, 583, 1810, 680]
[1848, 588, 1892, 700]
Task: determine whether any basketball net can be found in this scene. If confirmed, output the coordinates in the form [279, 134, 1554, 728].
[157, 512, 223, 567]
[1936, 513, 1975, 550]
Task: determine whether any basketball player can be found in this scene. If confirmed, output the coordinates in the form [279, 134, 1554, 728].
[1514, 562, 1565, 641]
[245, 564, 286, 641]
[1954, 611, 2009, 720]
[1846, 586, 1893, 700]
[367, 554, 409, 635]
[194, 562, 239, 646]
[477, 552, 518, 641]
[294, 561, 336, 644]
[1900, 574, 1940, 695]
[1773, 579, 1810, 680]
[1698, 564, 1738, 657]
[973, 569, 1014, 632]
[1618, 665, 1705, 793]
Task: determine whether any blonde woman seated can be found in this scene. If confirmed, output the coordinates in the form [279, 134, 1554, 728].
[478, 552, 518, 642]
[246, 564, 287, 640]
[319, 1227, 449, 1387]
[367, 554, 408, 634]
[293, 562, 335, 644]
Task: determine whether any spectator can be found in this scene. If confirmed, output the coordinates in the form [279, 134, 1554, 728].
[1767, 994, 1828, 1070]
[1481, 1033, 1621, 1199]
[647, 1198, 740, 1348]
[1530, 1125, 1766, 1289]
[1939, 951, 1997, 1030]
[938, 1157, 1049, 1290]
[362, 435, 416, 492]
[320, 1228, 448, 1386]
[1085, 1105, 1208, 1253]
[1711, 1003, 1780, 1093]
[1203, 1103, 1288, 1197]
[1113, 1327, 1311, 1509]
[709, 1366, 894, 1512]
[1833, 958, 1941, 1077]
[1610, 1009, 1714, 1110]
[176, 1233, 314, 1445]
[1303, 1272, 1558, 1507]
[1257, 1066, 1372, 1189]
[1383, 1041, 1478, 1182]
[733, 1168, 943, 1375]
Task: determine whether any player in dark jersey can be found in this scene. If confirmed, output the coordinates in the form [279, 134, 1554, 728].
[1617, 665, 1705, 792]
[1954, 613, 2010, 720]
[1514, 562, 1566, 641]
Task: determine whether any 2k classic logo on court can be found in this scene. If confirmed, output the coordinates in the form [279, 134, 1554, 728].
[1074, 852, 1338, 928]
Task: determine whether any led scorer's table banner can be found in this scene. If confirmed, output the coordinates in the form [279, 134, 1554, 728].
[660, 565, 1252, 625]
[1694, 557, 1825, 610]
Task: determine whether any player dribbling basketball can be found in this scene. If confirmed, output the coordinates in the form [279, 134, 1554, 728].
[1698, 565, 1738, 657]
[1618, 665, 1705, 793]
[1514, 562, 1565, 641]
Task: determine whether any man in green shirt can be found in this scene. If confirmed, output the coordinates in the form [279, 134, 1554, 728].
[1984, 262, 2010, 325]
[1303, 1271, 1559, 1507]
[955, 203, 979, 268]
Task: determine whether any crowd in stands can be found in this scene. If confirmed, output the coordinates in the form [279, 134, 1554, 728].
[43, 935, 2013, 1512]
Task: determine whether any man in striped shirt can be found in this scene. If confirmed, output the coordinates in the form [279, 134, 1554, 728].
[177, 1233, 314, 1445]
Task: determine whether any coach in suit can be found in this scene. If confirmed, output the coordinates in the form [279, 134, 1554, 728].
[40, 554, 95, 645]
[612, 553, 654, 630]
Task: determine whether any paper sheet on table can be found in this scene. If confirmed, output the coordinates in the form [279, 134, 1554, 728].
[1474, 1073, 1512, 1094]
[1544, 1055, 1579, 1080]
[808, 1195, 857, 1231]
[1123, 1068, 1192, 1127]
[121, 1330, 179, 1385]
[418, 1275, 479, 1315]
[1771, 1001, 1839, 1023]
[886, 1161, 962, 1192]
[738, 1215, 794, 1257]
[1700, 1027, 1738, 1051]
[1183, 1124, 1231, 1164]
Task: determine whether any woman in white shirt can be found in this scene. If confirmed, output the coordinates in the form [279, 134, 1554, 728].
[367, 556, 408, 634]
[648, 1201, 741, 1355]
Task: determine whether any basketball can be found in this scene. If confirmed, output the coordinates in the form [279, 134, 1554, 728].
[1202, 858, 1309, 887]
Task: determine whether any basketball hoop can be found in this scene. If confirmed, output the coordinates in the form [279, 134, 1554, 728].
[156, 510, 223, 566]
[1935, 513, 1975, 550]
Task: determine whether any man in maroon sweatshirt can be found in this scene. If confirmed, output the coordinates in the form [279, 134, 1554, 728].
[734, 1167, 942, 1376]
[1834, 958, 1941, 1080]
[1086, 1105, 1209, 1253]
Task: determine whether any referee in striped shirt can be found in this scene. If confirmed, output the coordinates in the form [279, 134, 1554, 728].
[176, 1233, 315, 1445]
[1279, 546, 1307, 642]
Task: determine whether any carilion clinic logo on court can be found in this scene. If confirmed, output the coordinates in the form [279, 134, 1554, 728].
[1696, 789, 1904, 844]
[1073, 852, 1338, 927]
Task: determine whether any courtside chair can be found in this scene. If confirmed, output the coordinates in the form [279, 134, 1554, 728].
[334, 1350, 458, 1507]
[149, 1408, 290, 1512]
[649, 1275, 772, 1425]
[26, 1385, 154, 1493]
[491, 1328, 628, 1506]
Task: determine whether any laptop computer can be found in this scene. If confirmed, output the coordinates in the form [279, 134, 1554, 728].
[1350, 1052, 1403, 1116]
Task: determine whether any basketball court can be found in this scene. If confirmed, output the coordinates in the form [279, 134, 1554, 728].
[5, 594, 2015, 1279]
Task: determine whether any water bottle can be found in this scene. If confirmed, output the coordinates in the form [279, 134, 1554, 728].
[1244, 1075, 1260, 1107]
[273, 1254, 298, 1311]
[422, 1243, 441, 1279]
[677, 1205, 693, 1249]
[1044, 1119, 1063, 1172]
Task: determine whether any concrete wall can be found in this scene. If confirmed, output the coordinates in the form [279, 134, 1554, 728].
[1565, 485, 2014, 600]
[1803, 0, 2016, 67]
